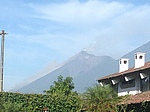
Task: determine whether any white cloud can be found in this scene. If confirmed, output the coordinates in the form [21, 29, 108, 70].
[28, 1, 150, 59]
[6, 0, 150, 60]
[30, 1, 127, 24]
[2, 0, 150, 91]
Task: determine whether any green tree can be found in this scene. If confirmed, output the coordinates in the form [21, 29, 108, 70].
[82, 84, 120, 112]
[44, 75, 74, 95]
[44, 75, 81, 112]
[0, 76, 81, 112]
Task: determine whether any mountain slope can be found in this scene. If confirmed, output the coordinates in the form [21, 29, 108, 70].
[17, 41, 150, 94]
[122, 41, 150, 67]
[17, 51, 117, 93]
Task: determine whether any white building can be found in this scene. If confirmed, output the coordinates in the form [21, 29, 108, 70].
[97, 52, 150, 96]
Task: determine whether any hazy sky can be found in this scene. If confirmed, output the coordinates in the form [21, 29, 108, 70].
[0, 0, 150, 91]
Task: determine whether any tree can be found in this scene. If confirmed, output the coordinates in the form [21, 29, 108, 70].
[44, 75, 74, 95]
[0, 76, 81, 112]
[82, 84, 120, 112]
[44, 75, 81, 112]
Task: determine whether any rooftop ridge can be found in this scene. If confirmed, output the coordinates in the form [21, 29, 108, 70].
[97, 61, 150, 81]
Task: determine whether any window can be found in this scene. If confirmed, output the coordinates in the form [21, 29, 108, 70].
[120, 79, 135, 89]
[135, 55, 137, 59]
[141, 77, 149, 92]
[112, 83, 118, 93]
[124, 60, 127, 64]
[139, 55, 143, 59]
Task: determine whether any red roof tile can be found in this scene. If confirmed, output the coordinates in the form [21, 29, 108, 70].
[97, 62, 150, 81]
[121, 91, 150, 104]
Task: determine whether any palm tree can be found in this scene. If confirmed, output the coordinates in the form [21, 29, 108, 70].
[82, 84, 120, 112]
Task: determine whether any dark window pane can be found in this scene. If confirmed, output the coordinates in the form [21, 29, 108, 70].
[141, 77, 149, 92]
[120, 79, 135, 89]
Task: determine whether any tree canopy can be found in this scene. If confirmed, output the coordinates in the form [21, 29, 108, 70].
[82, 84, 120, 112]
[44, 75, 74, 95]
[44, 75, 81, 112]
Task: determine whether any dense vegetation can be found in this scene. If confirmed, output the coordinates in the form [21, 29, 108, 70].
[1, 75, 148, 112]
[82, 84, 120, 112]
[0, 92, 47, 111]
[0, 76, 81, 112]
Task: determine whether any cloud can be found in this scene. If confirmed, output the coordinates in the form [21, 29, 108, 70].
[28, 0, 150, 58]
[5, 0, 150, 62]
[2, 0, 150, 91]
[30, 1, 126, 24]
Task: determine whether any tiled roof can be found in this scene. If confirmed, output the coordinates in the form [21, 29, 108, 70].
[97, 62, 150, 81]
[121, 91, 150, 104]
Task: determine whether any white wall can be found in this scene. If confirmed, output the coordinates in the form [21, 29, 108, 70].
[119, 58, 129, 72]
[135, 52, 146, 68]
